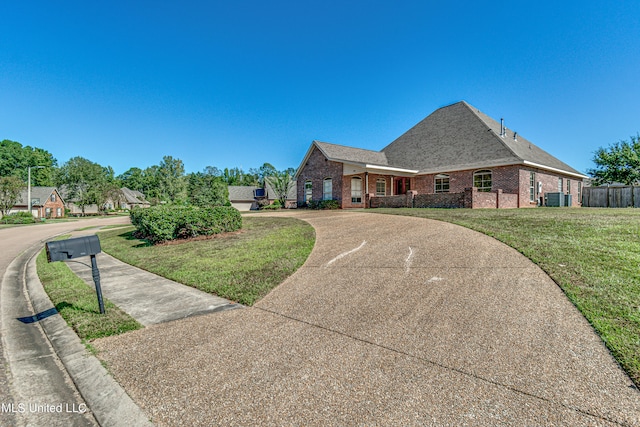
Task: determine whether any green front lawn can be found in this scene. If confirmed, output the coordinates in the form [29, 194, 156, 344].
[36, 245, 143, 340]
[97, 216, 315, 306]
[371, 207, 640, 386]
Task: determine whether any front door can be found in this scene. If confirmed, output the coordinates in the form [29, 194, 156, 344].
[395, 177, 410, 195]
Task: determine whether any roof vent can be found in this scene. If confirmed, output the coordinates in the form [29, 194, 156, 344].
[513, 132, 518, 142]
[500, 118, 505, 137]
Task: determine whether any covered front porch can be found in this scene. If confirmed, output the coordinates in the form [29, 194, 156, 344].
[341, 163, 418, 209]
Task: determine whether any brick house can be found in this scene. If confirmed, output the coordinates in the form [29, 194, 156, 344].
[9, 187, 66, 218]
[296, 101, 587, 208]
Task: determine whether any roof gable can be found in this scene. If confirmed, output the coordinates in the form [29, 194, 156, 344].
[382, 102, 520, 173]
[16, 187, 60, 206]
[313, 141, 389, 166]
[121, 187, 148, 204]
[382, 101, 585, 177]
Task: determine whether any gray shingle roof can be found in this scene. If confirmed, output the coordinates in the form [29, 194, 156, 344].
[382, 101, 585, 176]
[228, 186, 259, 201]
[16, 187, 59, 206]
[313, 141, 389, 166]
[121, 187, 149, 205]
[228, 184, 297, 201]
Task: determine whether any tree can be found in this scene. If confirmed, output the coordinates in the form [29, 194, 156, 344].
[0, 139, 56, 185]
[257, 163, 277, 186]
[588, 134, 640, 185]
[156, 156, 187, 203]
[56, 157, 112, 215]
[187, 168, 229, 207]
[102, 182, 125, 211]
[0, 175, 25, 216]
[265, 170, 295, 207]
[118, 167, 146, 192]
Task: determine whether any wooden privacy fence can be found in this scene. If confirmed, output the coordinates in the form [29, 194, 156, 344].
[581, 186, 640, 208]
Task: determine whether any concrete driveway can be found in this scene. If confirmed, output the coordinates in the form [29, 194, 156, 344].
[93, 210, 639, 426]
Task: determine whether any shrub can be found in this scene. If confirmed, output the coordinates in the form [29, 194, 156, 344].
[2, 212, 37, 224]
[307, 200, 340, 210]
[261, 199, 282, 210]
[130, 205, 242, 243]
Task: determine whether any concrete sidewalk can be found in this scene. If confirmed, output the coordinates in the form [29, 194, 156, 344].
[65, 250, 241, 326]
[91, 211, 640, 426]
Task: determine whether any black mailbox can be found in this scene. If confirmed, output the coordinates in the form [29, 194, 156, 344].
[46, 235, 102, 262]
[45, 235, 106, 314]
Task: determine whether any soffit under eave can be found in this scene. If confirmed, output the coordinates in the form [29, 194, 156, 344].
[342, 162, 418, 177]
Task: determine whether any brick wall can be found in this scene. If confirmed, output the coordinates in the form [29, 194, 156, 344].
[369, 194, 412, 208]
[518, 168, 583, 207]
[297, 152, 584, 209]
[413, 192, 467, 208]
[297, 146, 343, 206]
[370, 188, 519, 209]
[414, 166, 583, 208]
[342, 173, 366, 208]
[37, 190, 65, 218]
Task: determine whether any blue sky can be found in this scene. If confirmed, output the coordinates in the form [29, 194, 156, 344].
[2, 1, 639, 176]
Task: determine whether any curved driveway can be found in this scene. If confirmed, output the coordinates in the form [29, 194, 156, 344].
[94, 211, 639, 426]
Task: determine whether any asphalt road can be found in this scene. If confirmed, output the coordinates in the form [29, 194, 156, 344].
[0, 216, 129, 427]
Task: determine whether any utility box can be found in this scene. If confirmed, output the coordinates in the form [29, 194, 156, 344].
[564, 194, 572, 207]
[545, 192, 565, 207]
[46, 235, 102, 262]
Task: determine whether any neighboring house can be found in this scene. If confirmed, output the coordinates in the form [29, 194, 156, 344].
[60, 186, 150, 215]
[264, 180, 297, 208]
[58, 185, 99, 215]
[228, 183, 297, 211]
[9, 187, 65, 218]
[296, 101, 588, 209]
[228, 186, 261, 211]
[116, 187, 151, 210]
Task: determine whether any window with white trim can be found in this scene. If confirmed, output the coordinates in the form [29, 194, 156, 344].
[529, 172, 536, 202]
[323, 178, 332, 200]
[578, 182, 582, 202]
[435, 174, 450, 193]
[558, 177, 563, 192]
[473, 170, 492, 192]
[351, 177, 362, 203]
[305, 181, 312, 203]
[375, 178, 386, 196]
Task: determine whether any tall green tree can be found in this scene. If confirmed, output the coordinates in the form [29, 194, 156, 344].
[0, 175, 25, 216]
[156, 156, 187, 203]
[0, 139, 56, 185]
[55, 157, 112, 215]
[588, 134, 640, 185]
[257, 163, 277, 186]
[117, 167, 146, 192]
[187, 168, 229, 207]
[141, 165, 161, 203]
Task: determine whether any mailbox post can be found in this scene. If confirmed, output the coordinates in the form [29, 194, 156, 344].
[46, 235, 106, 314]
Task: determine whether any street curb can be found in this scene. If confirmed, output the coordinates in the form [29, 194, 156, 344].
[24, 244, 153, 426]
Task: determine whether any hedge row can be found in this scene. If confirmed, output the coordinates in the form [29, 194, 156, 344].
[1, 212, 36, 224]
[130, 205, 242, 243]
[306, 200, 340, 210]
